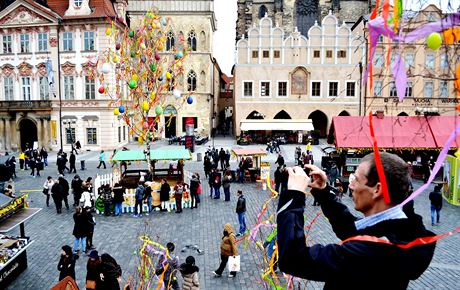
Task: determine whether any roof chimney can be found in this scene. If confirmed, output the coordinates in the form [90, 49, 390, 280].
[376, 110, 384, 119]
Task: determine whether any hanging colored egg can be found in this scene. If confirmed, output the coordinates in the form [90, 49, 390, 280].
[98, 86, 105, 94]
[113, 108, 119, 115]
[187, 96, 193, 104]
[130, 51, 136, 58]
[143, 122, 149, 129]
[155, 105, 163, 115]
[166, 71, 172, 79]
[142, 100, 150, 111]
[158, 76, 163, 82]
[132, 74, 139, 81]
[173, 89, 181, 99]
[128, 80, 137, 89]
[149, 63, 156, 71]
[140, 42, 146, 50]
[101, 63, 111, 74]
[154, 53, 160, 61]
[129, 30, 135, 38]
[177, 51, 183, 58]
[118, 105, 125, 113]
[427, 32, 442, 50]
[117, 16, 124, 23]
[150, 91, 156, 99]
[115, 43, 121, 50]
[141, 56, 146, 63]
[105, 27, 111, 36]
[161, 17, 167, 26]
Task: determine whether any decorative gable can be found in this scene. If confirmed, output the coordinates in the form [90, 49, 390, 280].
[0, 5, 52, 25]
[65, 0, 92, 17]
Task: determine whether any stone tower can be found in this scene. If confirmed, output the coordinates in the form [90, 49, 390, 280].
[236, 0, 369, 41]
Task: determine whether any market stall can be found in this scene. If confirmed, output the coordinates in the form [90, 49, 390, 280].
[111, 148, 192, 211]
[0, 194, 41, 288]
[231, 148, 268, 182]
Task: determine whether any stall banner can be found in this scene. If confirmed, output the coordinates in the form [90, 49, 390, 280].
[442, 155, 460, 206]
[260, 162, 270, 180]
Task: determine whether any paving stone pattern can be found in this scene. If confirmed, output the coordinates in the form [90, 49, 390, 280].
[4, 138, 460, 289]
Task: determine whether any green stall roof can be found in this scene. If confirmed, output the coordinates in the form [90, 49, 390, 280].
[112, 149, 192, 161]
[112, 150, 147, 161]
[150, 148, 192, 160]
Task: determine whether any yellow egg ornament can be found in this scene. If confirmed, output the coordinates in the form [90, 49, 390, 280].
[105, 27, 111, 36]
[132, 74, 139, 82]
[166, 72, 172, 79]
[142, 101, 150, 111]
[150, 91, 156, 100]
[113, 108, 120, 115]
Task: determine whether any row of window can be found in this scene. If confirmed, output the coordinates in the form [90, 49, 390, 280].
[1, 31, 96, 54]
[242, 81, 356, 98]
[2, 70, 199, 100]
[166, 30, 197, 51]
[250, 49, 347, 59]
[374, 52, 452, 69]
[65, 127, 98, 145]
[2, 76, 95, 100]
[373, 80, 449, 98]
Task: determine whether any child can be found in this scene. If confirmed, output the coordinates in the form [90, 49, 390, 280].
[156, 242, 179, 290]
[179, 256, 200, 290]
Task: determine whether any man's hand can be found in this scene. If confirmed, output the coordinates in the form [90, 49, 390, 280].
[287, 166, 310, 193]
[304, 165, 327, 190]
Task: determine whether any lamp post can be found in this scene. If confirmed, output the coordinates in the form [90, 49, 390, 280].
[359, 61, 363, 116]
[212, 114, 216, 149]
[57, 17, 63, 152]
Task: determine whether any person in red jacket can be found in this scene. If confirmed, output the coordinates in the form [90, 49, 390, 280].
[277, 152, 435, 289]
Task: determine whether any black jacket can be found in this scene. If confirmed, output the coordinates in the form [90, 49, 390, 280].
[112, 186, 125, 203]
[236, 195, 246, 213]
[277, 186, 436, 289]
[58, 254, 77, 281]
[429, 190, 443, 207]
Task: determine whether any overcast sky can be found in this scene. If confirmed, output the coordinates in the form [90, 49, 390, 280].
[212, 0, 460, 76]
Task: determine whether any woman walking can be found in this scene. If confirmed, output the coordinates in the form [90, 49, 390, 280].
[85, 250, 100, 290]
[212, 223, 238, 278]
[43, 176, 54, 207]
[180, 255, 200, 290]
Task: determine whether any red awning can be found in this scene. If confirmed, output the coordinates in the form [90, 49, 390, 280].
[333, 116, 437, 149]
[426, 116, 460, 148]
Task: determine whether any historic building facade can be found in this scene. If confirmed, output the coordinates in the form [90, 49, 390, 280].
[127, 0, 219, 139]
[0, 0, 129, 152]
[234, 13, 365, 136]
[355, 5, 460, 116]
[236, 0, 369, 41]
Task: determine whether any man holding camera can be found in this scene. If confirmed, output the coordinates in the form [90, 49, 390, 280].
[277, 152, 436, 288]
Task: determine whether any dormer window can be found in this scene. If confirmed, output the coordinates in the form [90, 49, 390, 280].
[74, 0, 83, 7]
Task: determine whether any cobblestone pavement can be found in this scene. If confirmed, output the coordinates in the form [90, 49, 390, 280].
[4, 138, 460, 289]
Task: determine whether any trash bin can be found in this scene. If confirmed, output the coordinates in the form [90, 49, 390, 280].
[80, 160, 85, 170]
[197, 153, 202, 162]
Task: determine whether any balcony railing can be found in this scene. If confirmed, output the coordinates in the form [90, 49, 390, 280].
[0, 100, 52, 111]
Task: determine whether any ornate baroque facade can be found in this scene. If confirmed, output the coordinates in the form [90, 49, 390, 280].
[234, 13, 365, 136]
[0, 0, 128, 152]
[236, 0, 369, 41]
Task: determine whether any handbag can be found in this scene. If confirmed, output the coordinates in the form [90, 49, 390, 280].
[85, 280, 96, 289]
[228, 255, 240, 272]
[197, 184, 202, 195]
[42, 188, 49, 195]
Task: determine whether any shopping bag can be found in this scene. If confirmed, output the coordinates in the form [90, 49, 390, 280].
[228, 255, 240, 272]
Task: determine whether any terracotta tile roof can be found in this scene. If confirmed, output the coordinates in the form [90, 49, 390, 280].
[46, 0, 117, 19]
[221, 73, 233, 84]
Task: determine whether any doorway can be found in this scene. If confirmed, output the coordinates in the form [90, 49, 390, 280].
[165, 116, 177, 138]
[19, 118, 37, 150]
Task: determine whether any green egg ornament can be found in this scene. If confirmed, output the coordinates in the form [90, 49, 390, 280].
[149, 63, 156, 71]
[427, 32, 442, 50]
[129, 30, 134, 38]
[128, 80, 137, 89]
[155, 105, 163, 115]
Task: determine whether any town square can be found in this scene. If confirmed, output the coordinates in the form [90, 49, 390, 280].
[1, 0, 460, 289]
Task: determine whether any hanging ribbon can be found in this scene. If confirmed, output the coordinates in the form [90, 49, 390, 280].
[339, 226, 460, 249]
[368, 112, 391, 204]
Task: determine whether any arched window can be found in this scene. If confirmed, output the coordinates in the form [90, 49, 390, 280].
[188, 30, 197, 51]
[259, 5, 268, 18]
[166, 31, 175, 51]
[187, 70, 197, 91]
